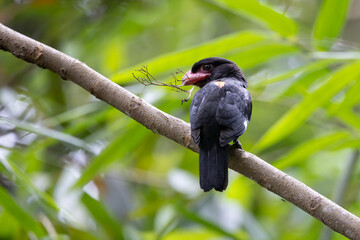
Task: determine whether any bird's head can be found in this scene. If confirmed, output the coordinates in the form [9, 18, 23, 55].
[182, 57, 247, 88]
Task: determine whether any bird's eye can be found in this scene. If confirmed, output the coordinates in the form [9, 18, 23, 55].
[202, 64, 212, 71]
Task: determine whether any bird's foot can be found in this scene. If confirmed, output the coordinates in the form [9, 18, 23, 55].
[233, 140, 243, 149]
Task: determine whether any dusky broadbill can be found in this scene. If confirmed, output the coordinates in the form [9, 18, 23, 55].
[182, 57, 252, 192]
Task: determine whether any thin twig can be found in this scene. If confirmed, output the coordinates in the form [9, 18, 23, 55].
[132, 65, 194, 104]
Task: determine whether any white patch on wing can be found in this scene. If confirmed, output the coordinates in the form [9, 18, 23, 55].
[243, 120, 248, 130]
[199, 96, 205, 106]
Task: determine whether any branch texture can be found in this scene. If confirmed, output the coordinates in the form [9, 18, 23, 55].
[0, 23, 359, 239]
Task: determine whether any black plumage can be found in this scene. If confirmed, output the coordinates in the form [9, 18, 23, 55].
[182, 57, 252, 192]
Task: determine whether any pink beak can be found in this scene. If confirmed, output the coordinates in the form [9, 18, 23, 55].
[182, 70, 211, 86]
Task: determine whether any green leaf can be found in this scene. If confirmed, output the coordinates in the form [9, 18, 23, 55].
[0, 116, 93, 153]
[42, 102, 104, 127]
[0, 156, 60, 212]
[336, 109, 360, 130]
[280, 68, 331, 98]
[143, 229, 248, 240]
[312, 51, 360, 60]
[0, 187, 46, 237]
[81, 193, 124, 240]
[154, 205, 179, 239]
[328, 80, 360, 115]
[0, 210, 19, 238]
[211, 0, 297, 37]
[72, 124, 150, 189]
[254, 61, 360, 152]
[257, 59, 335, 86]
[111, 31, 265, 83]
[333, 138, 360, 150]
[313, 0, 351, 50]
[18, 109, 114, 172]
[67, 227, 99, 240]
[229, 42, 298, 69]
[162, 230, 217, 240]
[128, 198, 170, 220]
[175, 203, 241, 240]
[273, 131, 350, 169]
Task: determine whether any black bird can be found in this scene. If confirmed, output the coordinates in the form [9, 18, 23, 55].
[182, 57, 252, 192]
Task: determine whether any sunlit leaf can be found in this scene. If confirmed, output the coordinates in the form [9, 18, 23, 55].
[313, 0, 351, 50]
[0, 210, 19, 238]
[175, 203, 241, 240]
[111, 31, 266, 83]
[254, 61, 360, 152]
[336, 110, 360, 130]
[328, 80, 360, 115]
[229, 42, 298, 69]
[257, 59, 335, 86]
[227, 176, 254, 209]
[273, 131, 350, 169]
[0, 156, 60, 211]
[280, 68, 331, 98]
[82, 193, 124, 240]
[72, 124, 150, 189]
[333, 138, 360, 150]
[102, 37, 126, 74]
[143, 229, 248, 240]
[155, 205, 179, 238]
[128, 198, 170, 220]
[67, 227, 99, 240]
[0, 116, 93, 153]
[312, 51, 360, 60]
[42, 102, 104, 127]
[0, 187, 46, 237]
[19, 108, 113, 173]
[210, 0, 297, 37]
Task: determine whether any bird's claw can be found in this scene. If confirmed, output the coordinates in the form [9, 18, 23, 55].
[233, 140, 243, 149]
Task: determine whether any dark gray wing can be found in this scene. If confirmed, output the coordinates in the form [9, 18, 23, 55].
[190, 84, 220, 145]
[216, 81, 252, 147]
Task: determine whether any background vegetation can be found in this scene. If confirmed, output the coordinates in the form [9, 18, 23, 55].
[0, 0, 360, 239]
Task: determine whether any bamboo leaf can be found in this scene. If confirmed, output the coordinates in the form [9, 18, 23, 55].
[72, 124, 150, 189]
[175, 203, 241, 240]
[328, 80, 360, 115]
[210, 0, 297, 37]
[144, 229, 246, 240]
[81, 193, 124, 240]
[257, 59, 335, 86]
[0, 187, 46, 237]
[273, 131, 350, 169]
[229, 42, 298, 69]
[312, 51, 360, 60]
[0, 156, 60, 212]
[112, 38, 297, 86]
[42, 102, 103, 127]
[333, 138, 360, 150]
[280, 68, 331, 98]
[254, 61, 360, 152]
[0, 210, 19, 237]
[313, 0, 351, 50]
[336, 109, 360, 130]
[0, 116, 93, 153]
[111, 31, 266, 83]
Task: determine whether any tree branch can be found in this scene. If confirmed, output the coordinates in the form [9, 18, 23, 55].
[0, 24, 359, 239]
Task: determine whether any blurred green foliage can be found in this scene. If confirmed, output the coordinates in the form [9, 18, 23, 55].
[0, 0, 359, 239]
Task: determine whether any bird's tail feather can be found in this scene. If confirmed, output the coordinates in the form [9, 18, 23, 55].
[199, 138, 228, 192]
